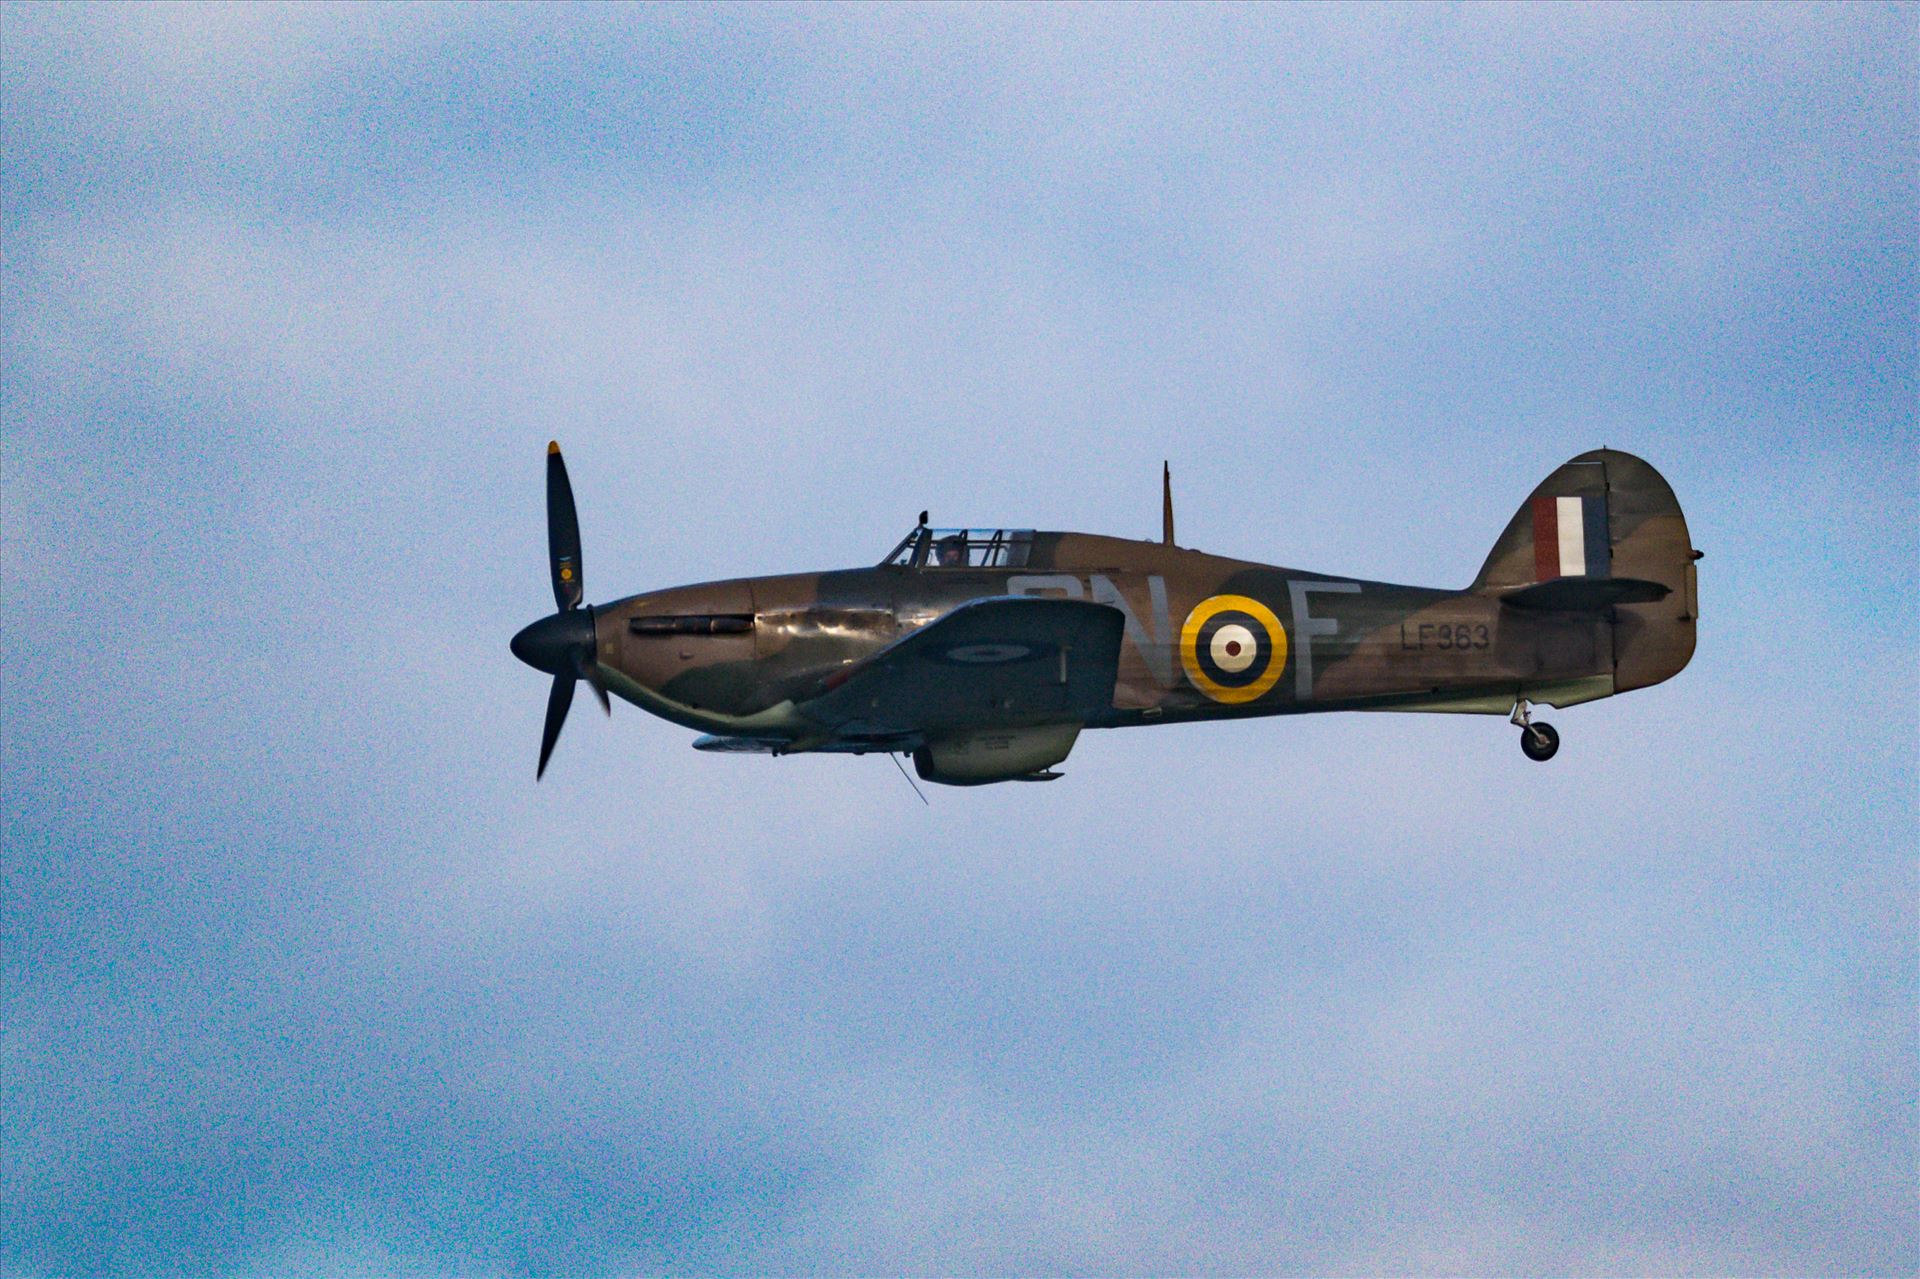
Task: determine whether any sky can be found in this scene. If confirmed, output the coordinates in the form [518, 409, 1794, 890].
[2, 3, 1915, 1275]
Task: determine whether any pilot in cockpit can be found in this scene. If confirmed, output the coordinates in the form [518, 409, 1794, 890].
[935, 534, 968, 567]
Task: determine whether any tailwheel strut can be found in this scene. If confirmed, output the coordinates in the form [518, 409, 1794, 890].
[1510, 697, 1560, 763]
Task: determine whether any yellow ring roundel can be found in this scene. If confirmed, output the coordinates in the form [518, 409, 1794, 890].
[1180, 594, 1288, 704]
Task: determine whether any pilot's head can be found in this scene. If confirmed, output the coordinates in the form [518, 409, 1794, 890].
[936, 535, 966, 566]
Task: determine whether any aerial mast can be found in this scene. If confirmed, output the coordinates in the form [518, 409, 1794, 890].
[1162, 461, 1175, 547]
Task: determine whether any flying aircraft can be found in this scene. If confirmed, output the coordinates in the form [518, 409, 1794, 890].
[511, 446, 1699, 785]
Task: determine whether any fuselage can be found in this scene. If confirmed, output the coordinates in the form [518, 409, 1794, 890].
[585, 529, 1664, 745]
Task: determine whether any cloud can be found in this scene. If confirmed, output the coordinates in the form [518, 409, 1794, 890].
[3, 3, 1914, 1275]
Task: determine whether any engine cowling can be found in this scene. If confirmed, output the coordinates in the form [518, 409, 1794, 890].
[912, 724, 1080, 786]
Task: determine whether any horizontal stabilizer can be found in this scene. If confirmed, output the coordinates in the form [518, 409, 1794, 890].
[1500, 576, 1671, 613]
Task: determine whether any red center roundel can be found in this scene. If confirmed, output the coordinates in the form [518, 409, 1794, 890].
[1210, 623, 1259, 674]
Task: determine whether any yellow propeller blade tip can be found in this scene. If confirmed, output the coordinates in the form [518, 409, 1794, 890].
[547, 440, 560, 455]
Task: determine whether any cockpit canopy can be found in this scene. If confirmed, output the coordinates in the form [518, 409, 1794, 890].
[881, 525, 1035, 570]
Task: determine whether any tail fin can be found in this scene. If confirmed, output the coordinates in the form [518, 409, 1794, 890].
[1474, 449, 1699, 692]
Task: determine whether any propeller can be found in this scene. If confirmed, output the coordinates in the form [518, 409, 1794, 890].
[510, 441, 609, 779]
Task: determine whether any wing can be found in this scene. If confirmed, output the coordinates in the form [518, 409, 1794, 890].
[800, 596, 1125, 738]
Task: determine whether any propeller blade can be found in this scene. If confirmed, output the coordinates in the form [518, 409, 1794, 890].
[546, 441, 583, 612]
[537, 672, 577, 780]
[577, 651, 611, 716]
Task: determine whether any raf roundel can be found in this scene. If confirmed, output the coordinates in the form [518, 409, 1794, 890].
[1180, 594, 1288, 704]
[941, 642, 1036, 665]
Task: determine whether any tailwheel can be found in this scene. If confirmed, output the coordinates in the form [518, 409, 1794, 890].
[1520, 721, 1560, 762]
